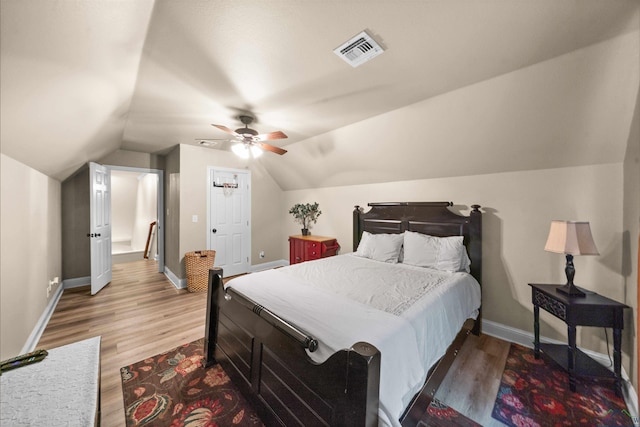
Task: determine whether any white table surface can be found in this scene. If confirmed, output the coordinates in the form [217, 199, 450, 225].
[1, 336, 101, 427]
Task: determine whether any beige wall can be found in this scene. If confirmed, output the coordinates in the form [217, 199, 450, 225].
[99, 149, 165, 172]
[1, 154, 62, 359]
[164, 146, 181, 275]
[61, 165, 90, 279]
[131, 173, 159, 252]
[623, 86, 640, 385]
[267, 31, 639, 191]
[283, 163, 634, 377]
[174, 144, 285, 277]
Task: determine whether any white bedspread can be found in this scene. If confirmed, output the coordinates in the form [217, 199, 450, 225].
[226, 254, 481, 426]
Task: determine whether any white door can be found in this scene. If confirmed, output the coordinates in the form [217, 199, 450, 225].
[90, 162, 112, 295]
[208, 168, 250, 277]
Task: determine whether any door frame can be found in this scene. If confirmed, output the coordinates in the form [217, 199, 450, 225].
[107, 165, 165, 273]
[206, 166, 251, 275]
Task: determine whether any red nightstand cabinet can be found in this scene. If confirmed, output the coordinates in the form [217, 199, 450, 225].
[289, 235, 340, 265]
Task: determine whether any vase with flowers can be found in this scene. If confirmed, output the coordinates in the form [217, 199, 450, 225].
[289, 202, 322, 236]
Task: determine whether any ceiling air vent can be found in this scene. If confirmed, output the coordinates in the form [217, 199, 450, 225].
[333, 30, 384, 68]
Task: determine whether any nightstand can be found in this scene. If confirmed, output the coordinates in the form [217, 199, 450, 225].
[289, 235, 339, 265]
[529, 283, 629, 396]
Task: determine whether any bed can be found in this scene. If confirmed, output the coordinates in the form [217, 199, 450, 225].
[204, 201, 482, 426]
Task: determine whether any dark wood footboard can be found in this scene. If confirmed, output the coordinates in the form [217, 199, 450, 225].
[205, 267, 381, 426]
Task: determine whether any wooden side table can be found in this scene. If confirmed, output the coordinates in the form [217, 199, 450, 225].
[529, 283, 629, 396]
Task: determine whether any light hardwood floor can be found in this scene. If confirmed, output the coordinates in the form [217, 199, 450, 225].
[38, 259, 509, 426]
[38, 260, 209, 426]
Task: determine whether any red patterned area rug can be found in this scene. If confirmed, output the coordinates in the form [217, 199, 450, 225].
[121, 338, 481, 426]
[491, 343, 634, 427]
[420, 399, 482, 426]
[120, 338, 263, 426]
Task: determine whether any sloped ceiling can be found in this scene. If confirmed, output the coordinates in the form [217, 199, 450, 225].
[1, 0, 639, 187]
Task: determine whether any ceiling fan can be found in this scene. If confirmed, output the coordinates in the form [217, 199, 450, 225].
[199, 115, 287, 158]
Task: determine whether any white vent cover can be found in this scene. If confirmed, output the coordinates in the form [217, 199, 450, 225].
[199, 140, 219, 147]
[333, 31, 384, 68]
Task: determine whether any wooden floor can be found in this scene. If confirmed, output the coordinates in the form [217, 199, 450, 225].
[38, 260, 209, 427]
[38, 259, 509, 426]
[435, 332, 510, 426]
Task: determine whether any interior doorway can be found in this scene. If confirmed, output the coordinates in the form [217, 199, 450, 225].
[109, 166, 164, 273]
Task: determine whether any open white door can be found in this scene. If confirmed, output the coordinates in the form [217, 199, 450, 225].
[208, 168, 250, 277]
[90, 162, 112, 295]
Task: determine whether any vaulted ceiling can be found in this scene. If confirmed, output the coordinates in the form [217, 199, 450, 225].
[1, 1, 638, 189]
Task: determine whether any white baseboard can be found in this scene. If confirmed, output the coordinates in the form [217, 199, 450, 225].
[164, 266, 186, 289]
[64, 276, 90, 289]
[20, 284, 64, 354]
[163, 260, 289, 290]
[482, 319, 638, 420]
[250, 259, 289, 272]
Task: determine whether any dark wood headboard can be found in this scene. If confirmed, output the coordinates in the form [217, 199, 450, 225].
[353, 202, 482, 286]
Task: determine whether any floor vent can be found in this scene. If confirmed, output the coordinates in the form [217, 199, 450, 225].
[333, 30, 384, 68]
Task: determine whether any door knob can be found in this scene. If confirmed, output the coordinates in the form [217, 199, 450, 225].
[212, 229, 217, 233]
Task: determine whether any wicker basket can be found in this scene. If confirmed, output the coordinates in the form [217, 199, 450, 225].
[184, 250, 216, 292]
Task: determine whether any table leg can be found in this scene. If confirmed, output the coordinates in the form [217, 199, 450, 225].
[534, 305, 540, 359]
[613, 328, 623, 397]
[567, 324, 577, 392]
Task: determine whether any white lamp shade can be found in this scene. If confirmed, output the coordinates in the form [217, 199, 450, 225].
[250, 145, 263, 158]
[544, 220, 599, 255]
[232, 143, 263, 159]
[231, 143, 250, 159]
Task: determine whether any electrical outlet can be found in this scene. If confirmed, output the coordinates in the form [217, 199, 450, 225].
[259, 251, 265, 258]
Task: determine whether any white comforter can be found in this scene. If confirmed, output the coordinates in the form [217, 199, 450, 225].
[226, 254, 481, 426]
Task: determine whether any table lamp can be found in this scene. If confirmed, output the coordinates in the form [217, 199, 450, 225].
[544, 220, 599, 297]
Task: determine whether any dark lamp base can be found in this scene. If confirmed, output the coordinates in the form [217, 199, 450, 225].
[556, 283, 586, 297]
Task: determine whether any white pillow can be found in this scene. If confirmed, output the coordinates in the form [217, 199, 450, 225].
[402, 231, 438, 267]
[355, 231, 404, 263]
[437, 235, 466, 272]
[403, 231, 471, 272]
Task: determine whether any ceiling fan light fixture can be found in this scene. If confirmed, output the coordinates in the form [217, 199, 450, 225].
[211, 115, 287, 157]
[250, 145, 263, 158]
[232, 142, 250, 159]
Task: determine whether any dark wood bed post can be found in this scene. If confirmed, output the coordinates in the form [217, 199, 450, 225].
[469, 204, 482, 335]
[204, 267, 223, 367]
[353, 205, 363, 251]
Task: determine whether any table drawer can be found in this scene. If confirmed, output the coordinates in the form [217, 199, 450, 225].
[533, 290, 566, 321]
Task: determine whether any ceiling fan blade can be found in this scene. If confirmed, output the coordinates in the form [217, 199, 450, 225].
[212, 124, 241, 137]
[256, 130, 288, 141]
[258, 142, 287, 155]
